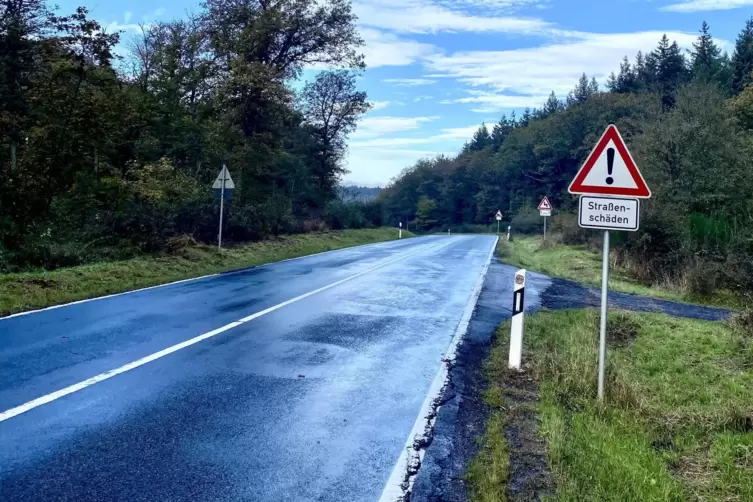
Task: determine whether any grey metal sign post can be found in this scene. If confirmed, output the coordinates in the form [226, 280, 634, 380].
[568, 124, 651, 401]
[213, 165, 235, 250]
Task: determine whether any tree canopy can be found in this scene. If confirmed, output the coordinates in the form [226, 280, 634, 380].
[0, 0, 370, 270]
[380, 21, 753, 295]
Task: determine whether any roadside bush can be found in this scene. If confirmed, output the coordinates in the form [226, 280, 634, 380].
[324, 200, 368, 230]
[361, 200, 384, 227]
[685, 259, 722, 299]
[728, 307, 753, 367]
[550, 212, 591, 245]
[620, 202, 692, 284]
[723, 236, 753, 294]
[511, 207, 543, 235]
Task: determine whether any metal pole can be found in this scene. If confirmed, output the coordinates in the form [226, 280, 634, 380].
[544, 217, 547, 240]
[218, 171, 225, 250]
[497, 220, 500, 235]
[598, 230, 610, 400]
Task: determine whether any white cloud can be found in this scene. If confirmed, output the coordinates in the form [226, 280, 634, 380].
[345, 122, 486, 183]
[435, 125, 483, 141]
[369, 101, 392, 111]
[441, 92, 549, 112]
[106, 8, 167, 35]
[383, 78, 439, 86]
[661, 0, 753, 11]
[106, 21, 144, 34]
[345, 148, 456, 185]
[353, 115, 441, 138]
[350, 123, 484, 147]
[361, 28, 438, 68]
[424, 31, 709, 100]
[440, 0, 544, 7]
[353, 0, 552, 35]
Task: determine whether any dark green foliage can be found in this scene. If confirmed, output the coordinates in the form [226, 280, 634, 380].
[691, 22, 724, 83]
[732, 18, 753, 94]
[0, 0, 370, 270]
[511, 207, 542, 235]
[380, 25, 753, 296]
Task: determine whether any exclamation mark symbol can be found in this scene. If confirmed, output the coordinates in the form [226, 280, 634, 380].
[606, 148, 615, 185]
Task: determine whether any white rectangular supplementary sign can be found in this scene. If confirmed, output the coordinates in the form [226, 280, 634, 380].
[540, 210, 552, 217]
[579, 196, 639, 231]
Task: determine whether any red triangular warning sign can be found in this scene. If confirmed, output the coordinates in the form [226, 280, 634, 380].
[568, 125, 651, 198]
[538, 196, 552, 211]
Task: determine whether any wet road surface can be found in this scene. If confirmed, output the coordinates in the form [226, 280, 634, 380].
[0, 235, 498, 502]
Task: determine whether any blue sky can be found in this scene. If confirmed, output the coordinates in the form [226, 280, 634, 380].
[55, 0, 753, 185]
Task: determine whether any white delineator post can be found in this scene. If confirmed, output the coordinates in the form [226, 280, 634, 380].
[597, 231, 610, 400]
[509, 269, 526, 370]
[507, 226, 511, 241]
[399, 222, 402, 239]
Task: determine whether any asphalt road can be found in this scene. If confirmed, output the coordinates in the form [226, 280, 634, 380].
[0, 235, 499, 502]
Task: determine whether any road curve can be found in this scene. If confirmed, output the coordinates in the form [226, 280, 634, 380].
[0, 234, 497, 502]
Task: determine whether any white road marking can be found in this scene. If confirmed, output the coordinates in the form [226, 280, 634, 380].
[0, 239, 451, 423]
[379, 236, 499, 502]
[0, 237, 427, 321]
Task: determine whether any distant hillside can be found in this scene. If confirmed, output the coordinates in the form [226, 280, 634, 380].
[339, 185, 382, 201]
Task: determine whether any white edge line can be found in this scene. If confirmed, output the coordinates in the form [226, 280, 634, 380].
[0, 238, 451, 423]
[1, 235, 427, 321]
[378, 236, 498, 502]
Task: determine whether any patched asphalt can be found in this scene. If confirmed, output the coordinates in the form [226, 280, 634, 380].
[409, 259, 732, 502]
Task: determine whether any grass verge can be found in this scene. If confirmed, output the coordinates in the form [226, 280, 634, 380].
[469, 309, 753, 501]
[498, 236, 739, 308]
[0, 228, 413, 316]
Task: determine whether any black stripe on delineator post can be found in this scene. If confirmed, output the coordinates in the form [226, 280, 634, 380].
[512, 288, 525, 316]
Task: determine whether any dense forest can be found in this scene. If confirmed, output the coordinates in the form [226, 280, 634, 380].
[379, 21, 753, 298]
[0, 0, 372, 271]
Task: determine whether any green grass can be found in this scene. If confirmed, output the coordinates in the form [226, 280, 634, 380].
[470, 309, 753, 501]
[0, 228, 413, 316]
[465, 412, 510, 502]
[498, 236, 728, 305]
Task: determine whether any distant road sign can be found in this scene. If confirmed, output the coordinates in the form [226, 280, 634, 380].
[495, 210, 502, 221]
[213, 166, 235, 189]
[537, 196, 553, 211]
[578, 195, 639, 231]
[568, 124, 651, 198]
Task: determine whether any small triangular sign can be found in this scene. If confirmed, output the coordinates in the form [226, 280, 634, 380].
[568, 125, 651, 198]
[212, 165, 235, 189]
[538, 196, 552, 211]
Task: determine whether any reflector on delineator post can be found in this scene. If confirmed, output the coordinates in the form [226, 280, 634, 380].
[509, 269, 526, 370]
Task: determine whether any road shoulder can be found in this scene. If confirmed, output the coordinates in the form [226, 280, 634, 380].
[0, 228, 413, 317]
